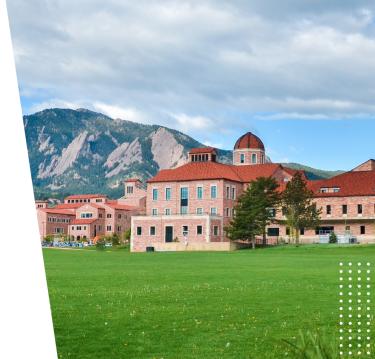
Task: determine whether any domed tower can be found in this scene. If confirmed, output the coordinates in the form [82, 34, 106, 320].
[233, 132, 266, 165]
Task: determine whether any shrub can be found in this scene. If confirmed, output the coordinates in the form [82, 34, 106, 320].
[123, 229, 131, 243]
[111, 233, 120, 246]
[95, 238, 106, 250]
[43, 234, 54, 243]
[329, 232, 337, 243]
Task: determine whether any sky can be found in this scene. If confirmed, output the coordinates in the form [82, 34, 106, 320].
[7, 0, 375, 171]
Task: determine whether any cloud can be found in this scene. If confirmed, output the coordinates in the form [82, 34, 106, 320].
[92, 102, 149, 123]
[7, 0, 375, 146]
[170, 113, 216, 132]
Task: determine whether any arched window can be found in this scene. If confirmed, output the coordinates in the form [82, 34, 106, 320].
[251, 153, 257, 164]
[240, 153, 245, 163]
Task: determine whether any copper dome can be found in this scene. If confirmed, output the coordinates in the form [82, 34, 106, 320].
[234, 132, 265, 151]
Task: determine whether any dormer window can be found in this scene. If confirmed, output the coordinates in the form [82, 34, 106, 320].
[333, 187, 340, 193]
[320, 188, 328, 193]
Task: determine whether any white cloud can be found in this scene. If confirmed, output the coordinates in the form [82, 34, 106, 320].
[7, 0, 375, 138]
[92, 102, 149, 123]
[170, 113, 215, 133]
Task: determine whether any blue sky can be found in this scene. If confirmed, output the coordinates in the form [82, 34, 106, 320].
[9, 1, 375, 171]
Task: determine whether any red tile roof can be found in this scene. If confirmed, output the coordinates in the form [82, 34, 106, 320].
[102, 201, 137, 211]
[55, 203, 84, 209]
[70, 218, 98, 224]
[234, 163, 283, 182]
[39, 208, 75, 215]
[234, 132, 265, 151]
[124, 178, 141, 182]
[189, 147, 216, 154]
[147, 162, 286, 183]
[64, 194, 107, 200]
[76, 203, 105, 210]
[308, 170, 375, 197]
[71, 218, 98, 225]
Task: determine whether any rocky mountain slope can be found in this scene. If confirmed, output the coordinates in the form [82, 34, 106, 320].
[24, 108, 341, 200]
[24, 108, 232, 199]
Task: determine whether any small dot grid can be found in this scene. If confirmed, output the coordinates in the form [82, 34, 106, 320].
[339, 262, 371, 357]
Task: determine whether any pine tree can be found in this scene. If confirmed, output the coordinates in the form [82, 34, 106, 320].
[226, 176, 280, 248]
[282, 172, 321, 244]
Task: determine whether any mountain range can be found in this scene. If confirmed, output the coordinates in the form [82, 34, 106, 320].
[23, 108, 343, 200]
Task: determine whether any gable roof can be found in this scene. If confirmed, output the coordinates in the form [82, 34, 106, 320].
[64, 194, 107, 200]
[147, 162, 288, 183]
[55, 203, 84, 209]
[71, 218, 98, 225]
[309, 170, 375, 197]
[39, 208, 75, 216]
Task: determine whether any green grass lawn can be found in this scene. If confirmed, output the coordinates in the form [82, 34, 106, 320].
[43, 245, 375, 359]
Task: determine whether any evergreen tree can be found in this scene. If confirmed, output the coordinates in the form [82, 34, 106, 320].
[226, 176, 280, 248]
[282, 172, 321, 244]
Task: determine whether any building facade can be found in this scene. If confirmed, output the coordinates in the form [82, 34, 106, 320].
[131, 132, 375, 252]
[36, 179, 146, 241]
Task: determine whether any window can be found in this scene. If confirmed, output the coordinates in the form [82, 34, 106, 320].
[269, 208, 276, 217]
[345, 225, 350, 232]
[182, 226, 188, 236]
[360, 225, 366, 234]
[165, 208, 171, 215]
[197, 186, 203, 199]
[225, 208, 229, 217]
[165, 188, 171, 201]
[333, 187, 340, 193]
[240, 153, 245, 163]
[107, 213, 112, 218]
[150, 226, 156, 236]
[231, 187, 236, 200]
[320, 188, 328, 193]
[117, 226, 121, 231]
[80, 212, 93, 218]
[126, 185, 134, 194]
[282, 207, 287, 216]
[358, 204, 363, 214]
[197, 225, 203, 235]
[226, 186, 230, 199]
[286, 227, 290, 236]
[118, 214, 121, 219]
[96, 199, 103, 203]
[196, 207, 203, 215]
[152, 188, 158, 201]
[99, 213, 103, 218]
[152, 208, 158, 216]
[267, 228, 279, 236]
[210, 185, 217, 199]
[210, 207, 217, 215]
[77, 226, 82, 230]
[213, 226, 219, 236]
[326, 205, 331, 215]
[251, 153, 257, 163]
[136, 227, 142, 235]
[180, 187, 189, 214]
[342, 205, 347, 215]
[300, 228, 305, 235]
[106, 225, 112, 231]
[83, 226, 86, 230]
